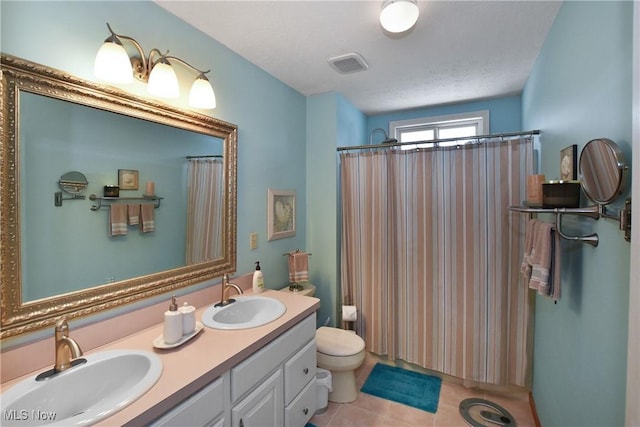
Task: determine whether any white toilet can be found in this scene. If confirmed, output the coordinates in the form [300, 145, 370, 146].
[316, 326, 366, 403]
[279, 282, 366, 403]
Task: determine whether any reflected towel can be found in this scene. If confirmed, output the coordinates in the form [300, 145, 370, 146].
[140, 203, 155, 233]
[128, 204, 140, 225]
[288, 252, 309, 283]
[109, 204, 128, 236]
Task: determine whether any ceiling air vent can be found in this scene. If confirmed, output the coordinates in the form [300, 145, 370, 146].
[328, 53, 369, 74]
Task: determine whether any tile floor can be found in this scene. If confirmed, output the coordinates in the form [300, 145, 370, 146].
[309, 353, 537, 427]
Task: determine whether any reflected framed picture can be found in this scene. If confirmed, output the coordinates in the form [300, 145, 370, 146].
[118, 169, 139, 190]
[560, 145, 577, 181]
[267, 188, 295, 241]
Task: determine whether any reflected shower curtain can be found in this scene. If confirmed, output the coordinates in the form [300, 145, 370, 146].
[186, 158, 224, 264]
[340, 138, 534, 387]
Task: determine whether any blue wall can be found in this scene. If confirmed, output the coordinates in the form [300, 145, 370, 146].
[367, 95, 522, 135]
[306, 93, 367, 326]
[523, 2, 632, 425]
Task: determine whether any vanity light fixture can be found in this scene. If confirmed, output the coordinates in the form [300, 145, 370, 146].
[379, 0, 420, 33]
[94, 23, 216, 109]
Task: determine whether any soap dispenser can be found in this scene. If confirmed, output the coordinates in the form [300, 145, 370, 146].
[253, 261, 264, 294]
[180, 301, 196, 335]
[163, 295, 183, 344]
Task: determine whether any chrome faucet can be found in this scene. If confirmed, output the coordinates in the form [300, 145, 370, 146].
[54, 318, 83, 372]
[215, 273, 243, 307]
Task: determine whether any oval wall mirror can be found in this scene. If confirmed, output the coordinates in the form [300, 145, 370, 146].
[578, 138, 627, 205]
[59, 171, 88, 195]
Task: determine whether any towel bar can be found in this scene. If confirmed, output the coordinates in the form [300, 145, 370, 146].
[508, 205, 600, 246]
[89, 194, 163, 211]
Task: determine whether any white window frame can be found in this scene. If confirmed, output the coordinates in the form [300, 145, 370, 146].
[389, 110, 489, 149]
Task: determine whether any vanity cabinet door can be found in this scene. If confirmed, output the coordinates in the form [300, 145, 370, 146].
[231, 369, 283, 427]
[149, 376, 224, 427]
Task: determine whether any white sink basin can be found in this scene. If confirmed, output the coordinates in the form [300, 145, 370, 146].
[0, 349, 162, 426]
[202, 296, 286, 330]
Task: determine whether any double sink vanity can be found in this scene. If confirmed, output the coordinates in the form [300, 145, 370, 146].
[1, 290, 319, 427]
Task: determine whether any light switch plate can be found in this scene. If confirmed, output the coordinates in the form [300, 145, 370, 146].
[250, 232, 258, 249]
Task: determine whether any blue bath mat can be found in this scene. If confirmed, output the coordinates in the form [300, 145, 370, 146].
[361, 363, 442, 413]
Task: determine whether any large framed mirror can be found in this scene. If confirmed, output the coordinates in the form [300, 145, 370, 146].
[1, 54, 237, 339]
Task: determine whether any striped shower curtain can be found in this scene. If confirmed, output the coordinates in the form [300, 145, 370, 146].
[185, 158, 224, 264]
[340, 137, 534, 387]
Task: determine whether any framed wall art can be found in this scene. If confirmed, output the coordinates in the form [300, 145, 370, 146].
[267, 188, 295, 241]
[118, 169, 139, 190]
[560, 145, 577, 181]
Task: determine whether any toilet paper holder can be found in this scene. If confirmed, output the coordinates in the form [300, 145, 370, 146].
[341, 305, 358, 333]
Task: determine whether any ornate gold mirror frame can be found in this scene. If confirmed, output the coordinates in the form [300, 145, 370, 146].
[0, 54, 237, 339]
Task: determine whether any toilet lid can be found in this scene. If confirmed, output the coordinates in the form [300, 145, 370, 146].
[316, 326, 365, 356]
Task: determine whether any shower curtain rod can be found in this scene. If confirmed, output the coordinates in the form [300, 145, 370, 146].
[185, 155, 223, 159]
[337, 129, 540, 152]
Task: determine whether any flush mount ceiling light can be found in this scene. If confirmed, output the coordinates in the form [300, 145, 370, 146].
[379, 0, 420, 33]
[94, 23, 216, 109]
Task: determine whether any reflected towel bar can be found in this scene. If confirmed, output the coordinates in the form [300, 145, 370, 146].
[283, 249, 312, 256]
[89, 194, 163, 211]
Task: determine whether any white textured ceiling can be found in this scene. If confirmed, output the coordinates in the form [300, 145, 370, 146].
[155, 0, 562, 115]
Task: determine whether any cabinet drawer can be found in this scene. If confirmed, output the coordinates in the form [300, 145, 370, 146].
[284, 378, 316, 427]
[150, 376, 224, 427]
[231, 314, 315, 402]
[284, 339, 317, 405]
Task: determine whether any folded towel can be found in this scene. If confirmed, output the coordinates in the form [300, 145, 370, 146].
[109, 204, 128, 236]
[128, 204, 140, 225]
[288, 252, 309, 283]
[140, 203, 155, 233]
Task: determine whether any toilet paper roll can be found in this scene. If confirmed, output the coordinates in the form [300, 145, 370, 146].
[342, 305, 357, 322]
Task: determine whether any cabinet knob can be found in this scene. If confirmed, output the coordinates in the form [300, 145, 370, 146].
[303, 408, 309, 415]
[303, 367, 309, 375]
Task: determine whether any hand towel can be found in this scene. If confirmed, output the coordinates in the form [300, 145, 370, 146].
[288, 252, 309, 283]
[529, 221, 554, 294]
[109, 204, 128, 236]
[128, 204, 140, 225]
[140, 203, 155, 233]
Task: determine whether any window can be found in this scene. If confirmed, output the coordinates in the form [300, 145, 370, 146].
[389, 110, 489, 150]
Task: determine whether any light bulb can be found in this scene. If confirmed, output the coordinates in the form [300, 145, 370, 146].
[189, 75, 216, 109]
[147, 61, 179, 98]
[94, 40, 133, 83]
